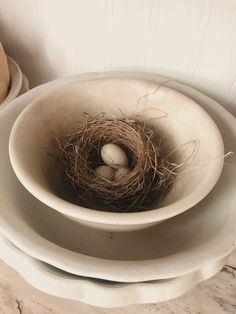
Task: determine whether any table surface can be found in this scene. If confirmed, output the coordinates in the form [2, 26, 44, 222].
[0, 257, 235, 314]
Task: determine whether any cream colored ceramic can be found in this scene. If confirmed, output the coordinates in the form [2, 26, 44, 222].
[9, 77, 224, 231]
[21, 74, 29, 94]
[0, 73, 235, 282]
[0, 43, 10, 104]
[0, 235, 228, 308]
[0, 57, 23, 111]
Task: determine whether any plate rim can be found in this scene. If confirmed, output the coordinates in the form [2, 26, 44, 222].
[0, 234, 228, 308]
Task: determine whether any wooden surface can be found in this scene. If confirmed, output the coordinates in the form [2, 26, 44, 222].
[0, 258, 235, 314]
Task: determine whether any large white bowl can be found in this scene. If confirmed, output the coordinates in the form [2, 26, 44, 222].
[9, 77, 224, 231]
[0, 73, 235, 283]
[0, 234, 228, 308]
[0, 57, 23, 111]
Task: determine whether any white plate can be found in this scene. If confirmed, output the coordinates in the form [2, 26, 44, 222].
[0, 57, 23, 111]
[0, 72, 235, 283]
[0, 234, 227, 308]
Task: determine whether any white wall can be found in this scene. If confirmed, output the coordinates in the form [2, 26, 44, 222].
[1, 0, 236, 114]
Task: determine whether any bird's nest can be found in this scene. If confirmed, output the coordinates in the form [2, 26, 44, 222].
[56, 114, 176, 212]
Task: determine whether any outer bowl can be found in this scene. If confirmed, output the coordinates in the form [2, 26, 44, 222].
[9, 77, 224, 231]
[0, 57, 23, 111]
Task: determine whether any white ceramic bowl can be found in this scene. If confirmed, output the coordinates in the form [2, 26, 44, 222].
[0, 57, 23, 111]
[1, 73, 235, 283]
[0, 234, 228, 308]
[9, 77, 224, 231]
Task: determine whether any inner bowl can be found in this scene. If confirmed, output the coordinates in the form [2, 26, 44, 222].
[9, 78, 224, 231]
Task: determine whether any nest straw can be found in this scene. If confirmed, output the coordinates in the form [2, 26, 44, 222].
[56, 114, 176, 212]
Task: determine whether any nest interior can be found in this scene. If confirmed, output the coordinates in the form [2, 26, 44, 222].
[56, 114, 176, 213]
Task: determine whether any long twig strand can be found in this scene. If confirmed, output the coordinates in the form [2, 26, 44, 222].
[56, 114, 176, 212]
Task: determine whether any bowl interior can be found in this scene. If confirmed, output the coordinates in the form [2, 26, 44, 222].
[9, 78, 224, 216]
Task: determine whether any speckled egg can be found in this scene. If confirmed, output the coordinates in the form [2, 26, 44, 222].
[114, 167, 131, 182]
[101, 143, 128, 168]
[95, 165, 115, 181]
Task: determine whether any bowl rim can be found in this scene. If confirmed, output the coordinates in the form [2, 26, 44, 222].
[9, 76, 225, 226]
[0, 56, 23, 111]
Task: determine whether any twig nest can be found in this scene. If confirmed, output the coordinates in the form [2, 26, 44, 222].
[101, 143, 128, 168]
[114, 167, 131, 182]
[95, 165, 115, 181]
[56, 114, 175, 213]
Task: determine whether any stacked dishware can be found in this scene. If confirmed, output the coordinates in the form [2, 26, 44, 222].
[0, 42, 29, 110]
[0, 72, 235, 308]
